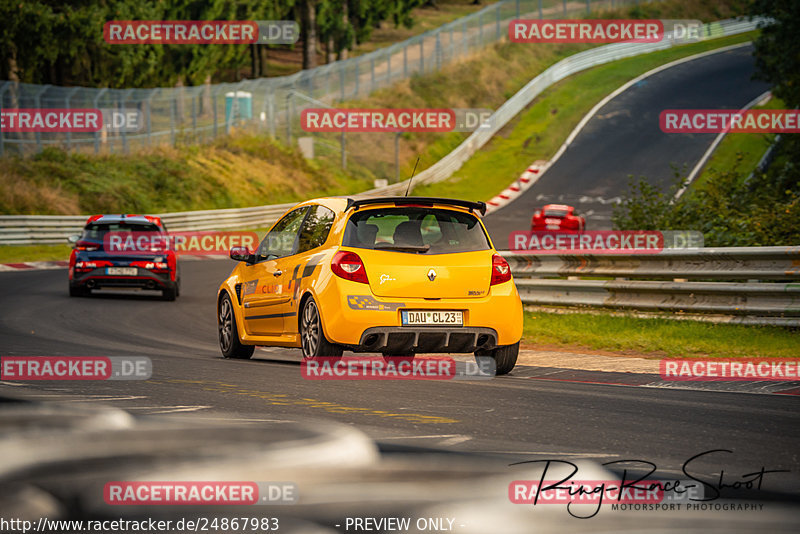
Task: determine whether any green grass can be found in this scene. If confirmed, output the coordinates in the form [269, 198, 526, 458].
[415, 31, 757, 200]
[693, 96, 783, 189]
[522, 310, 798, 358]
[0, 244, 72, 263]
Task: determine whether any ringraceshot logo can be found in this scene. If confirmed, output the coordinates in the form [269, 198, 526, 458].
[300, 108, 492, 133]
[660, 359, 800, 381]
[509, 19, 702, 44]
[1, 108, 143, 133]
[104, 231, 259, 256]
[0, 356, 151, 380]
[301, 356, 495, 380]
[104, 481, 297, 505]
[103, 21, 299, 45]
[660, 109, 800, 133]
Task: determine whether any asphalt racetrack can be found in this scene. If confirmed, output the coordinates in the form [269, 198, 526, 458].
[482, 44, 771, 246]
[1, 260, 798, 499]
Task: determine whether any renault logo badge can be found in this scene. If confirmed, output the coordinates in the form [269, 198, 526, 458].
[427, 269, 436, 281]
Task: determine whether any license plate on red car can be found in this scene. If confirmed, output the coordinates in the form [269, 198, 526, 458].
[402, 310, 463, 326]
[106, 267, 137, 276]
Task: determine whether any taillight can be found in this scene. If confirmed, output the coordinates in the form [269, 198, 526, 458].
[131, 260, 169, 272]
[74, 260, 111, 272]
[75, 240, 99, 251]
[490, 254, 512, 285]
[331, 251, 369, 284]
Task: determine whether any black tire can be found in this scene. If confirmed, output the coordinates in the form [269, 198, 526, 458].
[478, 341, 519, 375]
[218, 292, 255, 359]
[161, 285, 177, 301]
[300, 296, 342, 360]
[69, 285, 87, 297]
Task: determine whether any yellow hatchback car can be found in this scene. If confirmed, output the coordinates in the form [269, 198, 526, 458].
[216, 197, 523, 374]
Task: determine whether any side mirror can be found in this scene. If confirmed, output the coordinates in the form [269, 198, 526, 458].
[230, 246, 255, 264]
[67, 234, 80, 245]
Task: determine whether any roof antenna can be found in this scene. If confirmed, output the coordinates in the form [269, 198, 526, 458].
[404, 157, 420, 197]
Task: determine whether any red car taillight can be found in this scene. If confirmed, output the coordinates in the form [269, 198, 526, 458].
[331, 251, 369, 284]
[490, 254, 512, 285]
[74, 260, 112, 272]
[75, 240, 99, 251]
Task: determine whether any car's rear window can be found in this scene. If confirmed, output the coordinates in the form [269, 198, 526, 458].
[543, 208, 569, 217]
[82, 223, 161, 240]
[342, 207, 490, 254]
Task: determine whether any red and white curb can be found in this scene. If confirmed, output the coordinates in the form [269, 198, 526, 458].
[0, 255, 228, 272]
[0, 261, 69, 272]
[485, 160, 549, 215]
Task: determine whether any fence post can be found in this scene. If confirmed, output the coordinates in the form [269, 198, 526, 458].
[539, 0, 543, 19]
[267, 92, 275, 138]
[64, 87, 79, 152]
[191, 91, 197, 142]
[355, 59, 360, 96]
[496, 5, 500, 40]
[395, 132, 400, 182]
[33, 84, 50, 153]
[0, 82, 6, 156]
[586, 0, 591, 14]
[419, 39, 424, 73]
[435, 33, 441, 70]
[479, 13, 483, 46]
[93, 88, 108, 155]
[463, 20, 468, 55]
[563, 0, 567, 16]
[286, 91, 292, 143]
[387, 48, 392, 84]
[403, 45, 408, 77]
[170, 95, 177, 146]
[516, 0, 520, 19]
[370, 57, 375, 92]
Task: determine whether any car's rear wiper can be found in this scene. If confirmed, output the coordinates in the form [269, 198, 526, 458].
[374, 244, 431, 253]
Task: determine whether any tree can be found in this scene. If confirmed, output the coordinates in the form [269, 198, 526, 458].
[750, 0, 800, 109]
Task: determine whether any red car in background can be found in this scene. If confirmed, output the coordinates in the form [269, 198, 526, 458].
[531, 204, 585, 232]
[68, 214, 180, 300]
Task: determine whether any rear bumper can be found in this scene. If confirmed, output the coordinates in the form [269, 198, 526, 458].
[71, 268, 175, 291]
[321, 278, 523, 349]
[353, 326, 497, 354]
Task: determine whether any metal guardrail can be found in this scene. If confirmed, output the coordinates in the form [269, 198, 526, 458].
[505, 247, 800, 326]
[515, 278, 800, 325]
[501, 247, 800, 281]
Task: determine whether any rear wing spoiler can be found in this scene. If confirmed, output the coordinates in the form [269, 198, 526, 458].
[346, 197, 487, 216]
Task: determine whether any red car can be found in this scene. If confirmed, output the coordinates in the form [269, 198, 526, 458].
[531, 204, 585, 232]
[68, 214, 180, 300]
